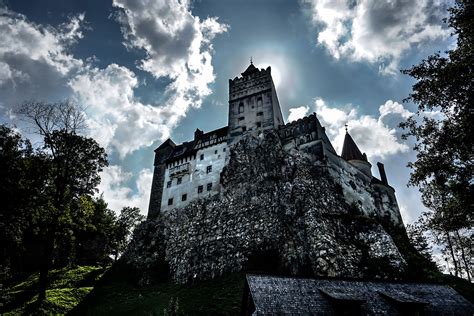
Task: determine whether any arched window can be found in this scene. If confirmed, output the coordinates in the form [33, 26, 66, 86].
[238, 102, 244, 113]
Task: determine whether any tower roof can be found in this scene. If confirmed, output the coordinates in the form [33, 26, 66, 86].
[341, 131, 367, 162]
[241, 62, 259, 76]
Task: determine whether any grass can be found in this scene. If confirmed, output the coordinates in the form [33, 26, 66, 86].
[2, 265, 108, 315]
[70, 267, 246, 315]
[2, 264, 246, 315]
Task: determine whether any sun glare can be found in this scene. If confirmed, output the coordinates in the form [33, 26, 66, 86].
[257, 61, 282, 89]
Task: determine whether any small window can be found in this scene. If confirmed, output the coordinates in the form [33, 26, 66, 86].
[182, 194, 187, 201]
[242, 126, 247, 132]
[256, 122, 262, 128]
[238, 102, 244, 113]
[214, 150, 218, 154]
[167, 181, 172, 188]
[223, 148, 226, 152]
[257, 96, 263, 107]
[200, 154, 204, 160]
[238, 116, 245, 121]
[207, 165, 212, 173]
[257, 111, 263, 116]
[177, 177, 182, 185]
[168, 198, 173, 205]
[207, 183, 212, 191]
[198, 185, 203, 194]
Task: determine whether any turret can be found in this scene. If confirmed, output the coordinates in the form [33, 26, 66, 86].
[148, 139, 176, 218]
[341, 129, 372, 177]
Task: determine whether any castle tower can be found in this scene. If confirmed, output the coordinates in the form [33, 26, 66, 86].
[341, 129, 372, 177]
[227, 61, 284, 143]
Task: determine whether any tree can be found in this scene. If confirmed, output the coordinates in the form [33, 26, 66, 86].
[17, 101, 108, 302]
[112, 207, 144, 261]
[400, 0, 473, 231]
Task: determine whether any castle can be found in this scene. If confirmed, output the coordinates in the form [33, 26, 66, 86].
[148, 61, 403, 227]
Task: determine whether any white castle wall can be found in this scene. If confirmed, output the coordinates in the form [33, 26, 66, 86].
[160, 142, 227, 212]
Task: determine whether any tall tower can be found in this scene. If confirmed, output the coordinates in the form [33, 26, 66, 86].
[227, 61, 284, 143]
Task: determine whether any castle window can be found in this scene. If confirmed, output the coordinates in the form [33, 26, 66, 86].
[177, 177, 182, 185]
[238, 102, 244, 113]
[168, 198, 173, 206]
[198, 185, 203, 194]
[200, 154, 204, 160]
[207, 165, 212, 173]
[223, 148, 226, 152]
[257, 96, 263, 107]
[256, 122, 262, 128]
[207, 183, 212, 191]
[238, 116, 245, 121]
[182, 194, 187, 201]
[257, 111, 263, 116]
[242, 126, 247, 132]
[167, 181, 172, 188]
[214, 150, 218, 154]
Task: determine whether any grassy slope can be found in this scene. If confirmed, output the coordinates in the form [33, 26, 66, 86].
[70, 266, 246, 315]
[3, 266, 107, 315]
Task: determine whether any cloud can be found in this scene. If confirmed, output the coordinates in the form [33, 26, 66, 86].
[98, 165, 153, 216]
[0, 3, 227, 216]
[112, 0, 228, 122]
[0, 7, 84, 107]
[287, 105, 310, 122]
[314, 98, 410, 159]
[69, 63, 174, 158]
[304, 0, 450, 74]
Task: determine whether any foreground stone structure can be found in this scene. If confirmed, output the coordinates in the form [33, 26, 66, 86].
[243, 275, 473, 315]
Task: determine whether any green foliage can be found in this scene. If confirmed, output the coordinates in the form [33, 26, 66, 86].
[2, 266, 107, 315]
[400, 0, 473, 231]
[112, 207, 145, 261]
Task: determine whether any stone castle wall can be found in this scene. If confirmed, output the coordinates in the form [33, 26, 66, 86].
[126, 131, 406, 284]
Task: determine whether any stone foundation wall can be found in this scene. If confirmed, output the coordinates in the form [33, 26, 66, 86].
[126, 131, 406, 284]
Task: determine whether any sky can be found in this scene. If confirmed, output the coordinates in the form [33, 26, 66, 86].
[0, 0, 454, 222]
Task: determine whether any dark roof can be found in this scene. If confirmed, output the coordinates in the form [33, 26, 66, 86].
[244, 275, 473, 315]
[241, 62, 259, 76]
[341, 131, 367, 161]
[161, 126, 228, 163]
[154, 138, 176, 152]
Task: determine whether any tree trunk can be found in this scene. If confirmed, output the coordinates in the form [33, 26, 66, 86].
[455, 230, 471, 282]
[36, 237, 54, 304]
[445, 232, 459, 277]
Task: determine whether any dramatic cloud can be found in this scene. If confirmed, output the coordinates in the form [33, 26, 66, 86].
[304, 0, 450, 74]
[0, 3, 227, 212]
[70, 64, 175, 158]
[287, 105, 310, 122]
[313, 98, 410, 159]
[97, 165, 153, 215]
[0, 8, 83, 107]
[112, 0, 228, 123]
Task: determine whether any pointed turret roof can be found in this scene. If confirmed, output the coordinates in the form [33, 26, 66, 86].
[241, 61, 259, 76]
[341, 131, 368, 162]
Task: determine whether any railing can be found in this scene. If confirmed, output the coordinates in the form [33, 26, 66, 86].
[169, 162, 190, 177]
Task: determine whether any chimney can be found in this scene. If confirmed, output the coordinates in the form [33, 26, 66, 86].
[377, 162, 388, 185]
[194, 128, 203, 140]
